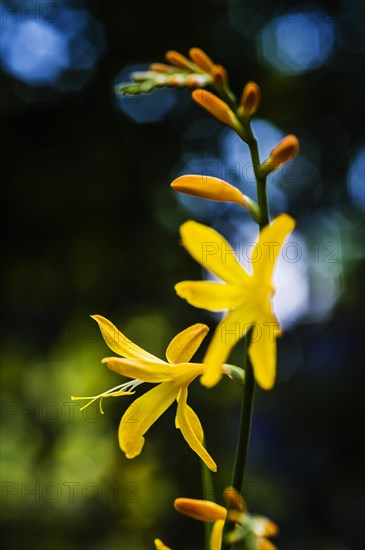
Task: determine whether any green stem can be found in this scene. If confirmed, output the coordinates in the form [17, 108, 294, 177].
[220, 104, 269, 550]
[221, 334, 255, 550]
[201, 437, 216, 550]
[230, 334, 255, 493]
[244, 125, 269, 229]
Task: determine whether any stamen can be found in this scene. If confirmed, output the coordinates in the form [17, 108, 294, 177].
[71, 379, 144, 414]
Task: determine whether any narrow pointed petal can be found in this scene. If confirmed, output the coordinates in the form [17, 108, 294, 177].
[210, 519, 225, 550]
[92, 315, 165, 363]
[180, 220, 249, 284]
[154, 539, 172, 550]
[175, 386, 217, 472]
[175, 281, 244, 312]
[248, 316, 278, 390]
[201, 305, 257, 388]
[102, 357, 174, 382]
[119, 382, 178, 458]
[165, 323, 209, 364]
[252, 214, 296, 284]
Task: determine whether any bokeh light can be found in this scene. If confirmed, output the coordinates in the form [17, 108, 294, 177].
[0, 0, 104, 89]
[220, 119, 288, 214]
[347, 145, 365, 211]
[257, 8, 336, 74]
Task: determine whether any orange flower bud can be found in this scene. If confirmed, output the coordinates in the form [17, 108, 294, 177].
[189, 47, 215, 72]
[192, 89, 242, 133]
[223, 486, 246, 511]
[149, 63, 175, 73]
[256, 538, 278, 550]
[174, 498, 227, 522]
[171, 175, 260, 220]
[211, 64, 228, 88]
[165, 50, 196, 71]
[171, 175, 247, 206]
[262, 134, 299, 174]
[240, 81, 261, 117]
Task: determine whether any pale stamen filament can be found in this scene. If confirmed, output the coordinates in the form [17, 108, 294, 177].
[71, 379, 144, 414]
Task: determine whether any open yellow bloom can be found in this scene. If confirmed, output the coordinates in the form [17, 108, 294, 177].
[175, 214, 295, 389]
[72, 316, 218, 471]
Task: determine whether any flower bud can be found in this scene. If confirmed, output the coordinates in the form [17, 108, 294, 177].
[174, 498, 226, 522]
[149, 63, 175, 73]
[189, 47, 214, 72]
[223, 486, 246, 511]
[240, 81, 261, 118]
[211, 64, 228, 88]
[171, 175, 260, 220]
[171, 175, 246, 205]
[165, 50, 196, 71]
[261, 134, 299, 174]
[222, 364, 245, 385]
[192, 89, 242, 133]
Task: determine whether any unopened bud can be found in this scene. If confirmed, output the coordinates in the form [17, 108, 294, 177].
[261, 134, 299, 174]
[223, 486, 246, 511]
[211, 64, 228, 89]
[240, 81, 261, 118]
[189, 47, 215, 72]
[256, 538, 278, 550]
[171, 175, 245, 205]
[165, 50, 196, 72]
[192, 89, 242, 134]
[174, 498, 226, 522]
[171, 175, 260, 221]
[223, 364, 245, 385]
[149, 63, 175, 73]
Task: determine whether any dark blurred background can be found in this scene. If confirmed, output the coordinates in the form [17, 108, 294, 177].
[1, 1, 364, 549]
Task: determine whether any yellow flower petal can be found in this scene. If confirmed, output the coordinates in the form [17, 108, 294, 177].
[92, 315, 165, 363]
[171, 174, 247, 207]
[248, 318, 278, 390]
[210, 519, 225, 550]
[165, 323, 209, 364]
[119, 381, 178, 458]
[154, 539, 172, 550]
[175, 281, 245, 312]
[175, 386, 217, 471]
[180, 220, 249, 285]
[201, 305, 257, 388]
[174, 498, 226, 521]
[253, 214, 296, 285]
[102, 357, 174, 383]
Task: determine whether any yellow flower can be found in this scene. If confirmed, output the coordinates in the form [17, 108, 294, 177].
[175, 214, 295, 389]
[72, 316, 218, 471]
